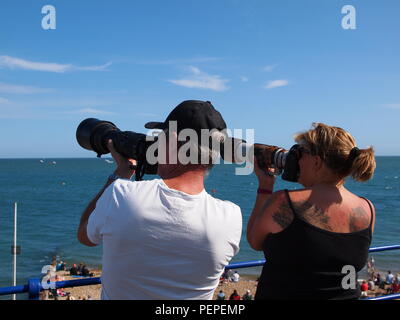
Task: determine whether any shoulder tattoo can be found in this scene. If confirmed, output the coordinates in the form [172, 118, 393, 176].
[271, 199, 294, 229]
[349, 207, 370, 232]
[292, 200, 333, 231]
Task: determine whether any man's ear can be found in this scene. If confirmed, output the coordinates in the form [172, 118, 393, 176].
[168, 130, 178, 152]
[165, 130, 179, 164]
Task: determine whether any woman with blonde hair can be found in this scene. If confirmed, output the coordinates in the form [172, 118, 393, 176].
[247, 123, 376, 300]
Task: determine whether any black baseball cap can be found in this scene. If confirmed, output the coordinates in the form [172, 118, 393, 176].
[144, 100, 227, 134]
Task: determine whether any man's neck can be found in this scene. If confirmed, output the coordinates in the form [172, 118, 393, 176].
[161, 168, 206, 195]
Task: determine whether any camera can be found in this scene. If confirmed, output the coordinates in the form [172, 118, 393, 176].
[76, 118, 303, 182]
[76, 118, 158, 180]
[221, 138, 302, 182]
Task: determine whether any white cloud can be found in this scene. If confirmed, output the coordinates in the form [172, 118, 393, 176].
[264, 80, 289, 90]
[263, 64, 277, 72]
[0, 55, 112, 73]
[240, 76, 249, 82]
[168, 66, 229, 91]
[65, 108, 117, 115]
[76, 62, 113, 71]
[0, 82, 52, 94]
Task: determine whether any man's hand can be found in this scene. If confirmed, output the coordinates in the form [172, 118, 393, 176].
[107, 139, 137, 179]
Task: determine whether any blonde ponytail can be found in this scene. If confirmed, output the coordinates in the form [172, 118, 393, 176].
[351, 146, 376, 182]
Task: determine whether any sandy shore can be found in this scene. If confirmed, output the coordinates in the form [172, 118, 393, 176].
[212, 276, 258, 300]
[49, 270, 257, 300]
[49, 270, 396, 300]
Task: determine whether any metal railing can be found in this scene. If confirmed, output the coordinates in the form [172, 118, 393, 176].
[0, 244, 399, 300]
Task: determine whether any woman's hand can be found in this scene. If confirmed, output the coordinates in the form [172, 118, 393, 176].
[107, 140, 137, 179]
[254, 159, 276, 190]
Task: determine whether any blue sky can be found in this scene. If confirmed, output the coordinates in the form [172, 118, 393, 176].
[0, 0, 399, 157]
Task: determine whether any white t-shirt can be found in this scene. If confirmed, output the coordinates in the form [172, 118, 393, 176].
[386, 274, 394, 284]
[87, 178, 242, 300]
[232, 272, 240, 282]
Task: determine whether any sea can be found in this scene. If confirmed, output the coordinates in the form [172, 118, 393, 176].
[0, 157, 399, 293]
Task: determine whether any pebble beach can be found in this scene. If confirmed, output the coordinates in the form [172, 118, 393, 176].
[50, 270, 258, 300]
[47, 269, 397, 300]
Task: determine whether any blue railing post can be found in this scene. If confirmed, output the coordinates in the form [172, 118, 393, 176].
[28, 278, 41, 300]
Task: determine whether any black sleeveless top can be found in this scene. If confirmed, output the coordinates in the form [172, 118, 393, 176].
[255, 189, 373, 300]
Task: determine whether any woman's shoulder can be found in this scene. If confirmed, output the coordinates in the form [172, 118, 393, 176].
[261, 190, 296, 231]
[283, 188, 312, 202]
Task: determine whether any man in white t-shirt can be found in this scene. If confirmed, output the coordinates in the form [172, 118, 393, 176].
[77, 100, 242, 300]
[231, 271, 240, 283]
[386, 271, 394, 285]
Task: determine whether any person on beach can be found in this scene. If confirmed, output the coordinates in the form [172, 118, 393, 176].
[385, 271, 394, 284]
[66, 293, 75, 300]
[247, 123, 376, 300]
[368, 279, 375, 291]
[229, 289, 241, 300]
[81, 265, 94, 277]
[231, 271, 240, 282]
[242, 289, 253, 300]
[77, 100, 242, 300]
[69, 264, 78, 276]
[360, 281, 369, 298]
[392, 278, 400, 294]
[375, 273, 382, 287]
[77, 263, 83, 275]
[216, 290, 226, 300]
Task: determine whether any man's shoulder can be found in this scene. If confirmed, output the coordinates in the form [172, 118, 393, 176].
[210, 195, 241, 211]
[206, 195, 242, 222]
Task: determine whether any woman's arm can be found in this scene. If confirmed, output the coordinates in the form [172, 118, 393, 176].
[247, 190, 288, 250]
[247, 159, 296, 250]
[247, 192, 272, 241]
[246, 161, 277, 251]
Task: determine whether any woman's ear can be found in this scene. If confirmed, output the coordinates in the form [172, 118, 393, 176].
[314, 155, 324, 171]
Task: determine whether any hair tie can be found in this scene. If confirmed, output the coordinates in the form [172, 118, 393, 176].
[348, 147, 361, 162]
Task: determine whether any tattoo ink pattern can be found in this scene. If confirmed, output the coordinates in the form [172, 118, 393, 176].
[349, 207, 370, 232]
[271, 201, 294, 229]
[292, 200, 333, 231]
[265, 192, 371, 233]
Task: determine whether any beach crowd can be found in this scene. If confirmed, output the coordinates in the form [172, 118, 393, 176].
[40, 259, 97, 300]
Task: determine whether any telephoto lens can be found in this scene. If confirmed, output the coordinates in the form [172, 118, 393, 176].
[76, 118, 148, 159]
[221, 138, 287, 170]
[253, 143, 287, 172]
[76, 118, 158, 180]
[76, 118, 120, 157]
[220, 138, 302, 182]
